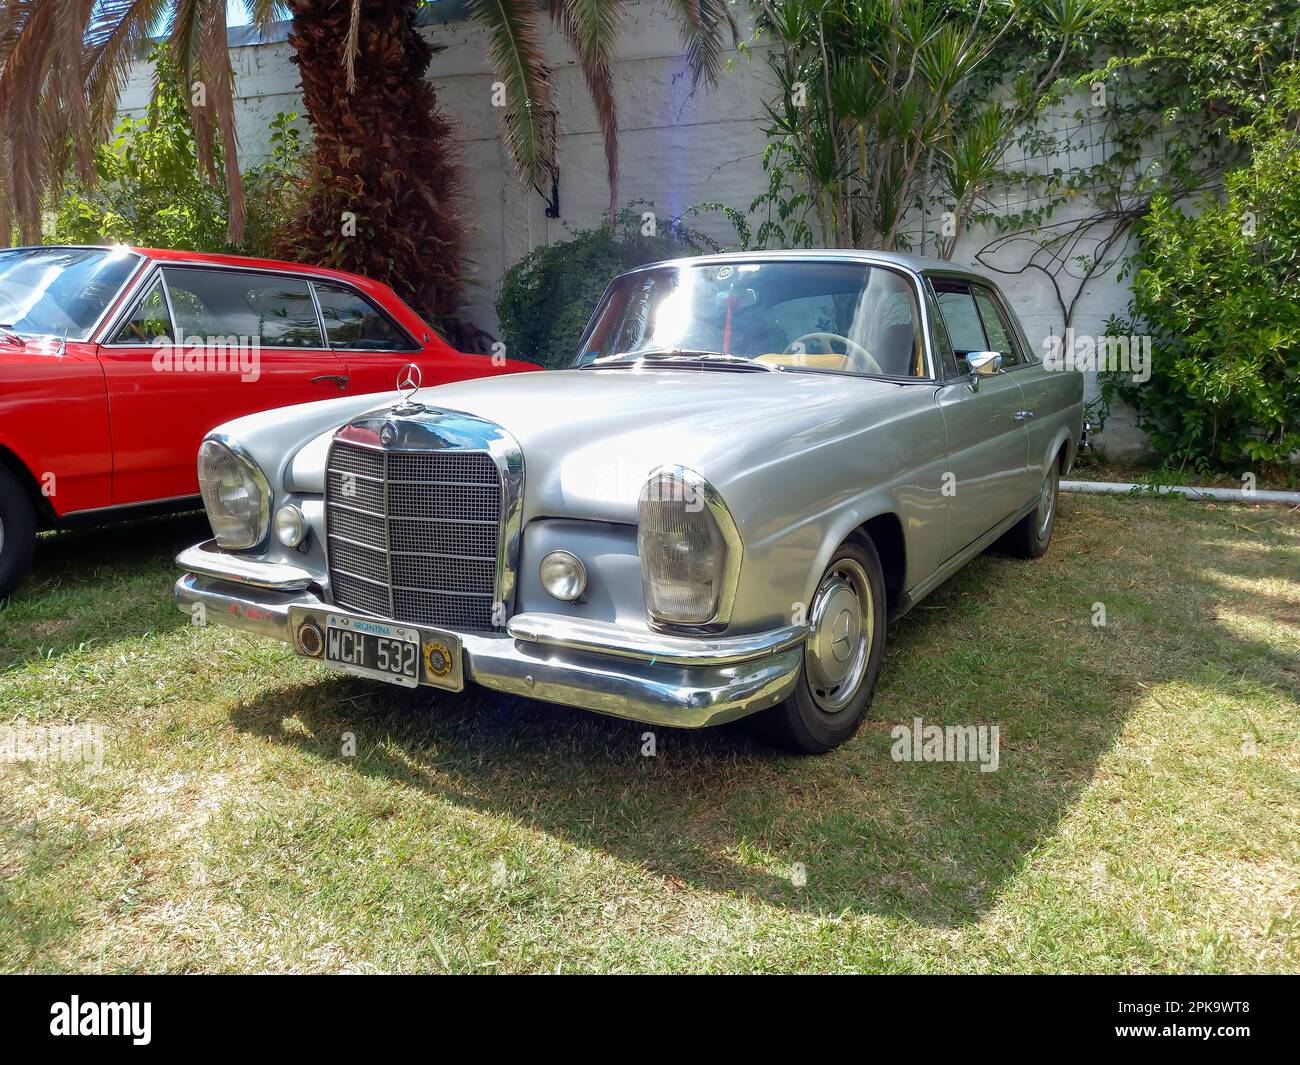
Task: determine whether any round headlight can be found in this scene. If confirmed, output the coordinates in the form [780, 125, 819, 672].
[275, 504, 307, 547]
[197, 437, 271, 550]
[638, 466, 739, 626]
[540, 550, 587, 601]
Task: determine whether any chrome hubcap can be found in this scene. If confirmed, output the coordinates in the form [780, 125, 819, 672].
[805, 558, 873, 713]
[1038, 470, 1056, 537]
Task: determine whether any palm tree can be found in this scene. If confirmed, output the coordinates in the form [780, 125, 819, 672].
[0, 0, 737, 324]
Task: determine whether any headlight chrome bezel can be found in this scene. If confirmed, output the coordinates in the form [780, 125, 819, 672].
[197, 433, 272, 552]
[637, 464, 743, 631]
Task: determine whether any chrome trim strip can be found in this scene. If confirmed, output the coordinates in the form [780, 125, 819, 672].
[175, 540, 314, 590]
[60, 493, 200, 519]
[158, 270, 180, 341]
[306, 278, 330, 349]
[507, 612, 806, 666]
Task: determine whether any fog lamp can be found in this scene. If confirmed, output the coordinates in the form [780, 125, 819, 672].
[275, 504, 307, 547]
[540, 550, 587, 601]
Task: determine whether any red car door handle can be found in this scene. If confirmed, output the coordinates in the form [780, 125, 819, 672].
[311, 374, 350, 391]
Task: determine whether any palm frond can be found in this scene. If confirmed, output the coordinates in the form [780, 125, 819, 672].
[248, 0, 290, 29]
[468, 0, 558, 193]
[198, 0, 244, 242]
[0, 0, 245, 246]
[344, 0, 360, 94]
[547, 0, 621, 216]
[665, 0, 739, 92]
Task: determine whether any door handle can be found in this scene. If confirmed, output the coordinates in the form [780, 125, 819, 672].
[312, 374, 350, 391]
[1012, 410, 1035, 423]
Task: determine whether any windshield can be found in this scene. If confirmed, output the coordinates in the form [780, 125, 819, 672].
[573, 260, 927, 377]
[0, 246, 141, 341]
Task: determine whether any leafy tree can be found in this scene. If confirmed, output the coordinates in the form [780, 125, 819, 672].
[52, 46, 233, 252]
[1100, 63, 1300, 472]
[743, 0, 1098, 254]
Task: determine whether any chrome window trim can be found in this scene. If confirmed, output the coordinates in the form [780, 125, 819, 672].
[328, 406, 526, 627]
[159, 270, 180, 342]
[639, 463, 744, 634]
[968, 281, 1027, 369]
[307, 279, 330, 350]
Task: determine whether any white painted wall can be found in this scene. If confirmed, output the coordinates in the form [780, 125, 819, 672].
[116, 2, 1147, 453]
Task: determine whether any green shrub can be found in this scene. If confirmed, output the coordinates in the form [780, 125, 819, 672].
[52, 47, 233, 252]
[1101, 66, 1300, 473]
[241, 111, 307, 259]
[51, 46, 305, 259]
[495, 206, 726, 368]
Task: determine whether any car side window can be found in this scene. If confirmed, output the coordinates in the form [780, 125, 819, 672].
[972, 287, 1021, 367]
[924, 284, 961, 379]
[932, 281, 987, 375]
[162, 267, 323, 348]
[109, 277, 172, 345]
[313, 282, 417, 351]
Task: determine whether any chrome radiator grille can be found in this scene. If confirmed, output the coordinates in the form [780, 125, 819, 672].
[325, 441, 502, 630]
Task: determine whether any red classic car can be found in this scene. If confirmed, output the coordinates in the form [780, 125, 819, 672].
[0, 244, 540, 598]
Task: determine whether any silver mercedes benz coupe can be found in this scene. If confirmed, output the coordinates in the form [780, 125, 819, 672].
[173, 251, 1083, 753]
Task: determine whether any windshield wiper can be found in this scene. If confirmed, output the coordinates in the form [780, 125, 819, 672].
[585, 349, 778, 372]
[0, 323, 27, 347]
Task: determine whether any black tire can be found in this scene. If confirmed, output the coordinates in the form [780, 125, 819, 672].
[998, 458, 1060, 560]
[752, 537, 887, 754]
[0, 464, 37, 601]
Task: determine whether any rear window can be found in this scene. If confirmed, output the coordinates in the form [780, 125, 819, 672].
[314, 282, 416, 351]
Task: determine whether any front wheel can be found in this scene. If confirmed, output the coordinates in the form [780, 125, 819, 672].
[752, 537, 887, 754]
[0, 465, 37, 601]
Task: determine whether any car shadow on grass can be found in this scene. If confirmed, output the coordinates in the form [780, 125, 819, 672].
[223, 499, 1297, 927]
[0, 511, 209, 670]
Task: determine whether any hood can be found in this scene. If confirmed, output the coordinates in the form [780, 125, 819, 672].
[277, 368, 917, 524]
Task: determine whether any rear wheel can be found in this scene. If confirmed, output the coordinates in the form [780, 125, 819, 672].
[753, 538, 887, 754]
[0, 465, 37, 600]
[999, 458, 1059, 559]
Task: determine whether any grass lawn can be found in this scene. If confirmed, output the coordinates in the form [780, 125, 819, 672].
[1, 494, 1297, 973]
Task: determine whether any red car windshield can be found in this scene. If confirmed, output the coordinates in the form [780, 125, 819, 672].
[0, 246, 141, 341]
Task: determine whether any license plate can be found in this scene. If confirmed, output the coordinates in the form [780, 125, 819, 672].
[323, 615, 421, 688]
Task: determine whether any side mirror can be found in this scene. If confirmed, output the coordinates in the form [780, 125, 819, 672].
[966, 350, 1002, 390]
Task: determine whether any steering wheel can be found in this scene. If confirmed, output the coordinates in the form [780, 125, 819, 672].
[784, 332, 882, 375]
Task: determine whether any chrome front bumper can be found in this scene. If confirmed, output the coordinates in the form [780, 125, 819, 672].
[173, 544, 805, 729]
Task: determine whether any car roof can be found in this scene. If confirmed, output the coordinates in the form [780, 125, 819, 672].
[622, 248, 992, 284]
[132, 247, 380, 286]
[4, 244, 384, 290]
